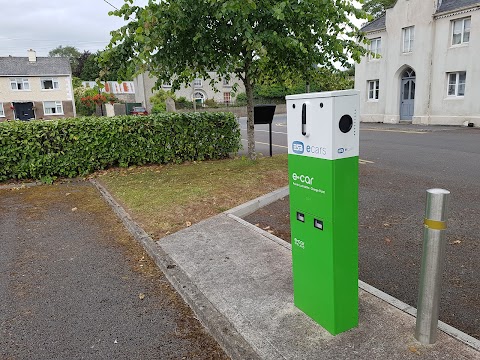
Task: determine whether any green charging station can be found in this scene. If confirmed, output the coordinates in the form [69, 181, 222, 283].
[286, 90, 359, 335]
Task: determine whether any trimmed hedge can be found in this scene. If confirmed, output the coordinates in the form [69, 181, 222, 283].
[0, 112, 241, 182]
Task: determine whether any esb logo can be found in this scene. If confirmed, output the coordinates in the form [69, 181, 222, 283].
[292, 141, 304, 154]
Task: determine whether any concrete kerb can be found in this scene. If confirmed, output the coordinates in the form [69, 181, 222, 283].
[92, 177, 480, 354]
[225, 185, 289, 218]
[0, 181, 42, 190]
[90, 179, 260, 360]
[227, 188, 480, 352]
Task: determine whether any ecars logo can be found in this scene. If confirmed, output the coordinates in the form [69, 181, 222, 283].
[292, 141, 304, 154]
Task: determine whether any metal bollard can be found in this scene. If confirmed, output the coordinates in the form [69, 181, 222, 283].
[415, 188, 450, 344]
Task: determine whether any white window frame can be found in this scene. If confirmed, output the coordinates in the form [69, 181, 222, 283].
[402, 26, 414, 53]
[43, 101, 64, 115]
[41, 78, 60, 90]
[367, 80, 380, 101]
[369, 37, 381, 59]
[451, 17, 471, 46]
[193, 78, 203, 87]
[447, 72, 466, 97]
[10, 78, 30, 91]
[162, 82, 172, 88]
[0, 103, 4, 117]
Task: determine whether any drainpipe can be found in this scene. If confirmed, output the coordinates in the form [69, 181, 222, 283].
[426, 14, 437, 124]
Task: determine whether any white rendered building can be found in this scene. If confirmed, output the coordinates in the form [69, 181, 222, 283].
[355, 0, 480, 126]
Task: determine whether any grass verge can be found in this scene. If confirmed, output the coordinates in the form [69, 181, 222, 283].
[97, 155, 288, 239]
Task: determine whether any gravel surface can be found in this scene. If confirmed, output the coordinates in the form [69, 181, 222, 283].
[244, 162, 480, 340]
[0, 181, 227, 360]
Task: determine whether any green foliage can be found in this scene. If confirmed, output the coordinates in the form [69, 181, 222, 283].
[204, 98, 219, 108]
[0, 113, 241, 182]
[80, 52, 101, 81]
[74, 87, 99, 116]
[363, 0, 396, 18]
[102, 0, 369, 159]
[150, 89, 176, 114]
[235, 93, 247, 106]
[175, 97, 193, 109]
[49, 45, 82, 76]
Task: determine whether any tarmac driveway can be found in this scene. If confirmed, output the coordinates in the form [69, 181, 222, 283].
[0, 181, 226, 360]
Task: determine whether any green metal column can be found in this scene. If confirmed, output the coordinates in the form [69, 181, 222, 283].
[286, 90, 359, 335]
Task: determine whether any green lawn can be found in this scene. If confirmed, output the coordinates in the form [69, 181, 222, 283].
[97, 155, 288, 239]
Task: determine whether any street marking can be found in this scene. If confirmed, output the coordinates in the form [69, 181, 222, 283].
[361, 128, 427, 134]
[241, 139, 288, 149]
[240, 139, 375, 162]
[240, 128, 287, 135]
[359, 159, 374, 164]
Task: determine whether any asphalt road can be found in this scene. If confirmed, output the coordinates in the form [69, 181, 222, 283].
[0, 182, 227, 360]
[241, 115, 480, 339]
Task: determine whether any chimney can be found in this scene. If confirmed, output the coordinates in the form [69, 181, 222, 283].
[28, 49, 36, 62]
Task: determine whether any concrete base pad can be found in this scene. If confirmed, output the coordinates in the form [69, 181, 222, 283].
[158, 213, 478, 359]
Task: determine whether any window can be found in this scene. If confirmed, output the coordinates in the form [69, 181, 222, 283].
[10, 78, 30, 91]
[162, 82, 172, 88]
[223, 92, 231, 104]
[194, 91, 205, 104]
[402, 26, 414, 53]
[43, 101, 64, 115]
[41, 78, 59, 90]
[452, 17, 471, 45]
[367, 80, 379, 100]
[369, 37, 381, 59]
[0, 103, 4, 117]
[193, 78, 203, 87]
[447, 72, 466, 97]
[223, 78, 231, 86]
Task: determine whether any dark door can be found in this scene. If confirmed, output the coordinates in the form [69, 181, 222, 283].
[14, 102, 35, 121]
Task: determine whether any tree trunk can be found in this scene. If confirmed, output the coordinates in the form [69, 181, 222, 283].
[244, 77, 256, 161]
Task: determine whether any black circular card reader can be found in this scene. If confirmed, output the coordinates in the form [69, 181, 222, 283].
[339, 114, 353, 133]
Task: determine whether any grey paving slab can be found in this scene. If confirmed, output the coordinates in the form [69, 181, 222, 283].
[158, 213, 479, 360]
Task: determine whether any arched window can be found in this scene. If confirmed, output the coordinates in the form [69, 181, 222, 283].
[402, 68, 416, 78]
[194, 91, 205, 104]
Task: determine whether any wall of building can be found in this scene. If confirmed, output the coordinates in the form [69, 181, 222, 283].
[0, 75, 75, 120]
[356, 0, 480, 126]
[426, 10, 480, 126]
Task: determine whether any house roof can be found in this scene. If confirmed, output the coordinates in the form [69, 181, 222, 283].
[437, 0, 480, 13]
[0, 57, 71, 76]
[361, 14, 386, 33]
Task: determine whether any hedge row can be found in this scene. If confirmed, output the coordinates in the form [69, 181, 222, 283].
[0, 112, 241, 182]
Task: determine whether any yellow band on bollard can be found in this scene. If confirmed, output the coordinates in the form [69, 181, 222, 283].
[424, 218, 447, 230]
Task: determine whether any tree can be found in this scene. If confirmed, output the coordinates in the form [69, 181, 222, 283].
[363, 0, 397, 18]
[75, 50, 92, 78]
[80, 52, 101, 81]
[103, 0, 368, 160]
[49, 45, 82, 76]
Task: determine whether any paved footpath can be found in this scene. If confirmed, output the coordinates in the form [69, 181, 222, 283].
[0, 181, 226, 360]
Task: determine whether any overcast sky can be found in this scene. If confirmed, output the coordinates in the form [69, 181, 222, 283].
[1, 0, 365, 58]
[0, 0, 148, 57]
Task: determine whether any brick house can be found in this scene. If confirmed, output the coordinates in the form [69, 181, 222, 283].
[0, 50, 75, 121]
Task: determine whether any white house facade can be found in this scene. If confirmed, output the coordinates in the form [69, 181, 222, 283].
[134, 72, 245, 112]
[355, 0, 480, 126]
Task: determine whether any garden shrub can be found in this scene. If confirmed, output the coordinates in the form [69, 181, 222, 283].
[0, 112, 241, 182]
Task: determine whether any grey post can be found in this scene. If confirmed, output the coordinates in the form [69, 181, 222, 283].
[415, 188, 450, 344]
